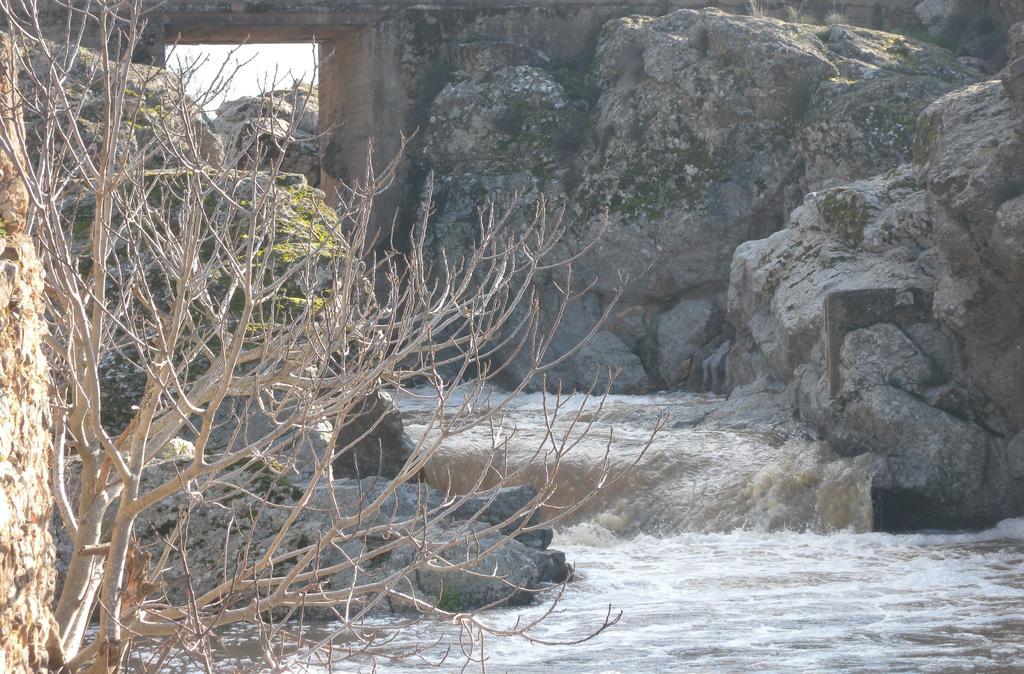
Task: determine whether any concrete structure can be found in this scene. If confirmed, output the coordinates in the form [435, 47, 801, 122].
[822, 287, 934, 398]
[31, 0, 921, 235]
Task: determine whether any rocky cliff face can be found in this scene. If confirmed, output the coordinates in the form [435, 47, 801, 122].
[0, 33, 58, 673]
[727, 32, 1024, 530]
[413, 8, 1024, 529]
[418, 8, 979, 393]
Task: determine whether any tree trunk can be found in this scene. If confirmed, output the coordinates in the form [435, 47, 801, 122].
[0, 32, 62, 673]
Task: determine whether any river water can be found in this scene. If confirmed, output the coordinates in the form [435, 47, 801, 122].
[156, 389, 1024, 672]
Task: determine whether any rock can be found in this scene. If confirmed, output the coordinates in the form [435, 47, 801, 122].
[994, 0, 1024, 26]
[1002, 57, 1024, 105]
[333, 391, 415, 479]
[450, 484, 538, 528]
[915, 0, 962, 37]
[204, 394, 336, 476]
[913, 0, 1010, 64]
[195, 389, 413, 481]
[420, 8, 977, 393]
[449, 483, 553, 549]
[485, 289, 653, 394]
[919, 80, 1024, 430]
[800, 25, 981, 192]
[1008, 432, 1024, 480]
[653, 298, 722, 389]
[385, 521, 569, 611]
[214, 85, 320, 187]
[61, 462, 569, 614]
[728, 165, 936, 390]
[726, 76, 1024, 529]
[1008, 22, 1024, 61]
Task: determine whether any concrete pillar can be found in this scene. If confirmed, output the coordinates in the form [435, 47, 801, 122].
[319, 20, 408, 245]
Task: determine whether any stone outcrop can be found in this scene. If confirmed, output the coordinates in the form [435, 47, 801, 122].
[419, 8, 978, 393]
[0, 33, 59, 673]
[82, 461, 568, 614]
[214, 85, 321, 187]
[726, 74, 1024, 529]
[914, 0, 1011, 62]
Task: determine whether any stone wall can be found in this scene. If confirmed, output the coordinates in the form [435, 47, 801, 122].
[0, 33, 59, 673]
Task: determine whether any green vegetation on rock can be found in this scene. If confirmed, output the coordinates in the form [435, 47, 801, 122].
[819, 189, 869, 245]
[437, 585, 465, 612]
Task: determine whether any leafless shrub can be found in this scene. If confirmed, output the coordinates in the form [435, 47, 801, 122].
[825, 10, 848, 26]
[784, 3, 817, 25]
[0, 1, 654, 672]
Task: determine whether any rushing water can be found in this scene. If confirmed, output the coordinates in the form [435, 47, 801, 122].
[401, 386, 873, 535]
[152, 390, 1024, 672]
[361, 522, 1024, 673]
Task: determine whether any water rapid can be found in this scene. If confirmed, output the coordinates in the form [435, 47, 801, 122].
[401, 386, 873, 535]
[153, 389, 1024, 672]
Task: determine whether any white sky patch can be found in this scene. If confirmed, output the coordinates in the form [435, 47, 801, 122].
[166, 43, 318, 114]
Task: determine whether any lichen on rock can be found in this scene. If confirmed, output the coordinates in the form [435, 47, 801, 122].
[417, 7, 977, 392]
[726, 72, 1024, 529]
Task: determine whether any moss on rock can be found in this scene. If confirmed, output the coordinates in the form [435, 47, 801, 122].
[819, 188, 870, 245]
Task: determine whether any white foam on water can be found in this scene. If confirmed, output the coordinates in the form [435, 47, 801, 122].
[145, 388, 1024, 672]
[398, 384, 873, 534]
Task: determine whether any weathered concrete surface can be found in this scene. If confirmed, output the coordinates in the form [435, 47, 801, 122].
[0, 33, 59, 673]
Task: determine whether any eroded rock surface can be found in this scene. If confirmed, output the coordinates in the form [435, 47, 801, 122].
[419, 9, 978, 393]
[727, 76, 1024, 529]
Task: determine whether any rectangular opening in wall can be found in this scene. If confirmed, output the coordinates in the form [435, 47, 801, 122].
[167, 42, 322, 188]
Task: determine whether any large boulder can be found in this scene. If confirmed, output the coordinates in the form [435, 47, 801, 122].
[214, 85, 320, 187]
[19, 44, 223, 170]
[419, 8, 978, 392]
[726, 77, 1024, 529]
